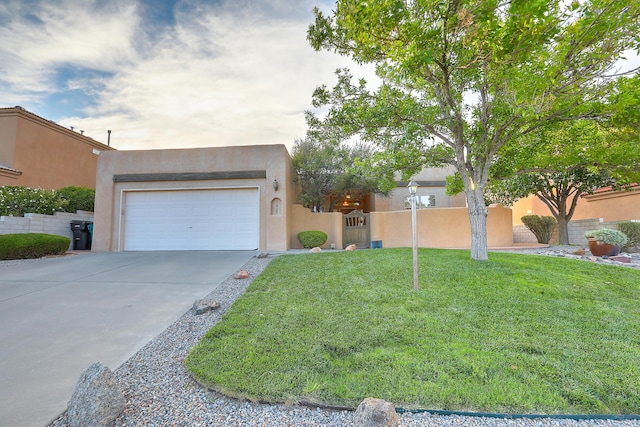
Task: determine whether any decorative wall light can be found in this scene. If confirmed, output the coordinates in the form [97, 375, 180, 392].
[273, 178, 279, 191]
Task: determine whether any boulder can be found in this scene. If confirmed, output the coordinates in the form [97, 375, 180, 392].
[353, 397, 399, 427]
[345, 244, 357, 251]
[67, 363, 125, 427]
[256, 252, 269, 258]
[610, 255, 632, 264]
[233, 269, 249, 279]
[193, 299, 221, 315]
[309, 247, 322, 253]
[572, 249, 586, 256]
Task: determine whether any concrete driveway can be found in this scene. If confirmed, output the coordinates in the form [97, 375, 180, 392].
[0, 251, 255, 427]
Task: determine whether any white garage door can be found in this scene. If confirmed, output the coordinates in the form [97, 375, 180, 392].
[123, 188, 259, 251]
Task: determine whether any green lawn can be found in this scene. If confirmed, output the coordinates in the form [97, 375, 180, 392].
[186, 248, 640, 414]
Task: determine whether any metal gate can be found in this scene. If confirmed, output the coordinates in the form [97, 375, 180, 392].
[342, 210, 370, 249]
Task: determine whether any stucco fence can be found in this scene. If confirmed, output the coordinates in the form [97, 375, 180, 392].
[514, 218, 640, 246]
[289, 204, 514, 250]
[0, 211, 94, 250]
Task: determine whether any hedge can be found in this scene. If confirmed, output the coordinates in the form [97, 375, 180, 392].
[0, 233, 71, 260]
[297, 230, 328, 248]
[618, 222, 640, 252]
[521, 215, 557, 244]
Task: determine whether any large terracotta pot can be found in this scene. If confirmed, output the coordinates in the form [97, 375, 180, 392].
[587, 239, 621, 257]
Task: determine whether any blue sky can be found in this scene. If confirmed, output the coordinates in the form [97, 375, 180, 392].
[1, 1, 637, 151]
[0, 0, 369, 150]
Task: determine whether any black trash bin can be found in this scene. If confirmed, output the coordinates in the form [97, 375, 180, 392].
[70, 220, 93, 250]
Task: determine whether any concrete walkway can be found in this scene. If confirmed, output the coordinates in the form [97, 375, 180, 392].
[0, 251, 255, 427]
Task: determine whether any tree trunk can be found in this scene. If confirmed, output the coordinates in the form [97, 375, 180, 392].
[466, 188, 489, 261]
[556, 212, 569, 245]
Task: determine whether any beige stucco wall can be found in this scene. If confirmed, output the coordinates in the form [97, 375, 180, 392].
[289, 204, 343, 249]
[0, 107, 114, 189]
[512, 189, 640, 225]
[372, 166, 467, 211]
[370, 204, 513, 249]
[93, 145, 292, 252]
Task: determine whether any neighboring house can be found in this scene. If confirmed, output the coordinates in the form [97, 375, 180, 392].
[0, 106, 115, 189]
[372, 166, 467, 212]
[512, 185, 640, 225]
[510, 185, 640, 244]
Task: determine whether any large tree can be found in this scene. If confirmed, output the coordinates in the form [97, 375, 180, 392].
[307, 0, 639, 260]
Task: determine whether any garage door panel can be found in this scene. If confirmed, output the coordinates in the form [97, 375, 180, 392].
[123, 189, 259, 251]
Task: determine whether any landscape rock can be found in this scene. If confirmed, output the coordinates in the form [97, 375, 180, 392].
[256, 252, 269, 258]
[67, 363, 125, 427]
[610, 255, 632, 264]
[345, 244, 357, 251]
[233, 269, 249, 279]
[353, 397, 399, 427]
[193, 299, 220, 315]
[309, 247, 322, 253]
[572, 249, 586, 256]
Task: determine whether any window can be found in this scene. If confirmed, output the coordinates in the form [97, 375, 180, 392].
[404, 195, 435, 209]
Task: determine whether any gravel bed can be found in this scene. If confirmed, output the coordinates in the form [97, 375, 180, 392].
[492, 245, 640, 269]
[43, 249, 639, 427]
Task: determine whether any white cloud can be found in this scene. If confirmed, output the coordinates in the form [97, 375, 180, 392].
[60, 1, 376, 151]
[1, 0, 376, 151]
[0, 0, 139, 95]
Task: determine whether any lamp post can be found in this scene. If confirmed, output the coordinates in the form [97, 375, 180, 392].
[408, 179, 419, 291]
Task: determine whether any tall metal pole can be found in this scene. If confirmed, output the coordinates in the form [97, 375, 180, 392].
[408, 180, 419, 291]
[411, 192, 418, 290]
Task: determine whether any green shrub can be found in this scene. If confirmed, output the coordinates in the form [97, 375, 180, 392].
[0, 233, 70, 260]
[0, 186, 67, 216]
[297, 230, 328, 248]
[617, 222, 640, 251]
[521, 215, 557, 244]
[57, 186, 95, 213]
[585, 229, 629, 246]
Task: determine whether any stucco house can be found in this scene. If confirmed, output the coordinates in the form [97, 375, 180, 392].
[92, 145, 293, 252]
[92, 145, 514, 252]
[0, 106, 114, 189]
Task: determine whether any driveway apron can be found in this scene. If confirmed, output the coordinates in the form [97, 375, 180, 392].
[0, 251, 255, 427]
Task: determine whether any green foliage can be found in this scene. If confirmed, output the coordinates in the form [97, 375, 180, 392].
[297, 230, 328, 248]
[521, 215, 558, 244]
[0, 186, 66, 216]
[292, 137, 394, 212]
[445, 172, 464, 196]
[187, 249, 640, 414]
[0, 233, 70, 260]
[585, 229, 629, 246]
[618, 222, 640, 252]
[487, 119, 637, 245]
[306, 0, 640, 260]
[57, 186, 95, 213]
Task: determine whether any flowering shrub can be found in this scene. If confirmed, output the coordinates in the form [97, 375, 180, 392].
[0, 186, 67, 216]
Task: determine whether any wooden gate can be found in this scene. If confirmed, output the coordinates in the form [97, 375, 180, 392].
[342, 210, 370, 249]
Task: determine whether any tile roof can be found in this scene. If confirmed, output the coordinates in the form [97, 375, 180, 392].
[583, 183, 639, 196]
[0, 164, 22, 173]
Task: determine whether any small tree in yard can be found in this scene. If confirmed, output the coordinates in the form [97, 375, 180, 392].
[307, 0, 639, 260]
[292, 137, 394, 212]
[486, 77, 640, 245]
